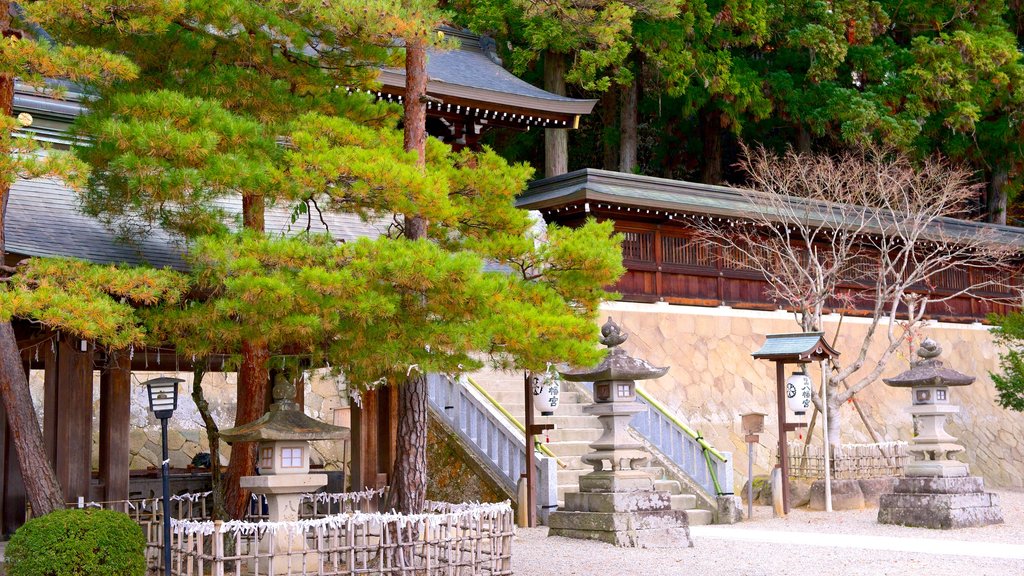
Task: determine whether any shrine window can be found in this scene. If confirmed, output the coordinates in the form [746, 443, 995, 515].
[621, 231, 655, 263]
[260, 448, 273, 469]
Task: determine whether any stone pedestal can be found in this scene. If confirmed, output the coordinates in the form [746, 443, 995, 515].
[550, 318, 692, 548]
[878, 476, 1003, 529]
[241, 474, 328, 575]
[548, 471, 691, 548]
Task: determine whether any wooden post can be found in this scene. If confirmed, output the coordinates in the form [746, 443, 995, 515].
[43, 342, 58, 466]
[775, 361, 790, 515]
[523, 372, 535, 527]
[99, 351, 131, 502]
[55, 338, 94, 503]
[350, 390, 379, 490]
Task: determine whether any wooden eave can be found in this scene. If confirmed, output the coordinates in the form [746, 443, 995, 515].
[519, 169, 1024, 250]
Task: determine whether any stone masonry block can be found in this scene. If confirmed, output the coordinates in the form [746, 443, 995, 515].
[578, 472, 654, 493]
[892, 476, 985, 495]
[563, 490, 670, 513]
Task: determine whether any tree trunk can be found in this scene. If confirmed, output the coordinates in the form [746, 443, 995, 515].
[0, 27, 67, 514]
[0, 324, 66, 516]
[224, 182, 268, 519]
[618, 76, 638, 173]
[825, 388, 842, 452]
[544, 50, 568, 178]
[987, 167, 1008, 225]
[190, 362, 227, 521]
[797, 124, 811, 154]
[600, 89, 618, 170]
[700, 107, 723, 184]
[387, 374, 429, 515]
[385, 36, 430, 516]
[223, 341, 269, 519]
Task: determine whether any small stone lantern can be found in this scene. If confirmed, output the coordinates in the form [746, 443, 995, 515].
[877, 339, 1003, 529]
[220, 375, 350, 574]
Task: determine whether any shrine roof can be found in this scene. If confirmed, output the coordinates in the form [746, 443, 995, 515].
[4, 178, 387, 270]
[518, 169, 1024, 247]
[378, 28, 597, 128]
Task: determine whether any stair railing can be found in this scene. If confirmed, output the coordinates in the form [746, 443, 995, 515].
[576, 382, 732, 499]
[426, 373, 558, 517]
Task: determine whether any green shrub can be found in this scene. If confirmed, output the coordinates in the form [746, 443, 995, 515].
[5, 508, 146, 576]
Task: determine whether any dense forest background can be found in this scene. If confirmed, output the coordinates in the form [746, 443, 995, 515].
[449, 0, 1024, 225]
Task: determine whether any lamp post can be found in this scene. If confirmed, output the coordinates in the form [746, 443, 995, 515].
[145, 377, 183, 576]
[740, 412, 766, 520]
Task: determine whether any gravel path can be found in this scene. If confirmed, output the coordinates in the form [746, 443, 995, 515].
[512, 490, 1024, 576]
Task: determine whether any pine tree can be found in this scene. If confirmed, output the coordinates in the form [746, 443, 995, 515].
[36, 0, 624, 516]
[0, 0, 144, 516]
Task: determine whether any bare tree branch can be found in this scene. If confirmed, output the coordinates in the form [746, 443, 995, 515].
[694, 145, 1021, 447]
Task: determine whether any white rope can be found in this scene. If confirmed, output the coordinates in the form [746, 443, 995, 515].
[169, 500, 513, 537]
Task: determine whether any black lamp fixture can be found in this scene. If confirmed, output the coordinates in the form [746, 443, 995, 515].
[143, 376, 184, 576]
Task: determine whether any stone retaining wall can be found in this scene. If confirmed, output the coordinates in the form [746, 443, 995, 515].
[601, 301, 1024, 492]
[28, 300, 1024, 494]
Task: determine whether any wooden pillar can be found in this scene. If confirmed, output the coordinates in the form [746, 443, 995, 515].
[381, 385, 398, 481]
[350, 386, 399, 490]
[99, 351, 131, 503]
[776, 361, 791, 515]
[43, 342, 58, 466]
[54, 338, 94, 504]
[350, 389, 379, 490]
[0, 356, 28, 535]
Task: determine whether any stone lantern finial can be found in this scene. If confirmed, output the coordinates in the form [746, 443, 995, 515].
[917, 338, 941, 361]
[599, 317, 628, 348]
[272, 374, 297, 403]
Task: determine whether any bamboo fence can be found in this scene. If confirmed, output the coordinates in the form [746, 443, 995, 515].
[783, 441, 909, 480]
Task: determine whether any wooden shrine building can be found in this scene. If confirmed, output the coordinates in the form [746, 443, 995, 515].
[518, 169, 1024, 322]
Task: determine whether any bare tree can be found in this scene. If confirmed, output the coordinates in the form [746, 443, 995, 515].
[696, 146, 1021, 448]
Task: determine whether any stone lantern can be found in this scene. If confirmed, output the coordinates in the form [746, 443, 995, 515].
[220, 374, 350, 574]
[547, 318, 691, 548]
[877, 339, 1003, 529]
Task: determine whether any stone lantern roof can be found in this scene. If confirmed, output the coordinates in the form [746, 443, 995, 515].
[560, 317, 668, 382]
[220, 376, 350, 443]
[883, 339, 975, 388]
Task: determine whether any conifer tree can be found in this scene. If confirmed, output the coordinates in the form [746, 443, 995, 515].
[36, 0, 624, 516]
[0, 0, 146, 516]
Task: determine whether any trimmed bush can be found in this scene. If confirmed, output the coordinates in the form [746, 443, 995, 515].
[5, 508, 146, 576]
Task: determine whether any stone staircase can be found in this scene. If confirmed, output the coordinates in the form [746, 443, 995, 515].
[466, 368, 714, 525]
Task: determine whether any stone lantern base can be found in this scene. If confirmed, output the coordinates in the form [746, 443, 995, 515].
[877, 476, 1003, 530]
[548, 471, 692, 548]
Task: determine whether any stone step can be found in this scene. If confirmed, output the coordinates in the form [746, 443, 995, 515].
[545, 441, 595, 457]
[537, 415, 604, 429]
[671, 494, 697, 510]
[642, 466, 665, 480]
[543, 428, 603, 443]
[502, 402, 590, 417]
[556, 468, 589, 485]
[686, 509, 714, 526]
[654, 479, 681, 495]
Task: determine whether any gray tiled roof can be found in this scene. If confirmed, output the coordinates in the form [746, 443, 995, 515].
[4, 178, 388, 270]
[519, 169, 1024, 248]
[379, 29, 597, 117]
[751, 333, 828, 359]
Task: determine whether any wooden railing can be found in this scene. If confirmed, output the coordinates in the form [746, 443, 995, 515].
[616, 227, 1018, 321]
